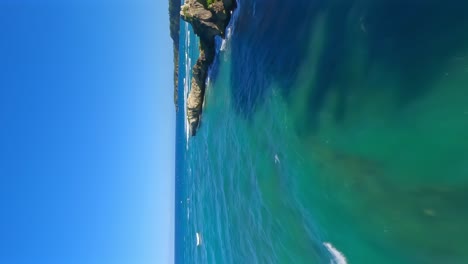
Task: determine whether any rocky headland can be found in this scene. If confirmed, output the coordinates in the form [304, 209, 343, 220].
[180, 0, 236, 136]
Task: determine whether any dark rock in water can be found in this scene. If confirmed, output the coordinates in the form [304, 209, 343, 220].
[186, 42, 214, 136]
[180, 0, 236, 136]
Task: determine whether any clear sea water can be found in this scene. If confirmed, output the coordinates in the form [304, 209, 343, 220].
[175, 1, 468, 263]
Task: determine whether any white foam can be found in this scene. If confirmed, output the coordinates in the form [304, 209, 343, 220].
[196, 232, 202, 246]
[274, 154, 280, 164]
[220, 6, 239, 53]
[324, 242, 347, 264]
[220, 26, 232, 51]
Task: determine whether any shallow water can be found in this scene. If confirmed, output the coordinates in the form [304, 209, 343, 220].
[176, 1, 468, 263]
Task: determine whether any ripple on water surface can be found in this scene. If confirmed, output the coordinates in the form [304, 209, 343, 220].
[179, 0, 468, 263]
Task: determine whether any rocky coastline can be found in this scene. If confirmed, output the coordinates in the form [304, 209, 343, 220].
[180, 0, 236, 136]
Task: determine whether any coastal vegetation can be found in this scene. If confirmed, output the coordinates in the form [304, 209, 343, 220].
[207, 0, 214, 7]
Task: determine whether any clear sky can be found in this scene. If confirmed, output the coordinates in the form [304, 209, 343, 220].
[0, 0, 175, 263]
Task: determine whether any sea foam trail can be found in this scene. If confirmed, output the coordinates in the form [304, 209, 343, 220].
[220, 2, 239, 52]
[220, 26, 232, 51]
[184, 21, 191, 149]
[324, 242, 348, 264]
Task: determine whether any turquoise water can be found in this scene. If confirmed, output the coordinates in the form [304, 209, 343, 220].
[176, 1, 468, 263]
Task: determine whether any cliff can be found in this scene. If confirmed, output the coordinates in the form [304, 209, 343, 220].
[180, 0, 236, 135]
[169, 0, 181, 111]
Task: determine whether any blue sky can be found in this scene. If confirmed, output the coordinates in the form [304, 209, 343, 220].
[0, 0, 175, 263]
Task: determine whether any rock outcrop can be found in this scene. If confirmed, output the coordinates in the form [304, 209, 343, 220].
[181, 0, 236, 136]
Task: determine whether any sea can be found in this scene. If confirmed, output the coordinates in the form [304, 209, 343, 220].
[175, 1, 468, 263]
